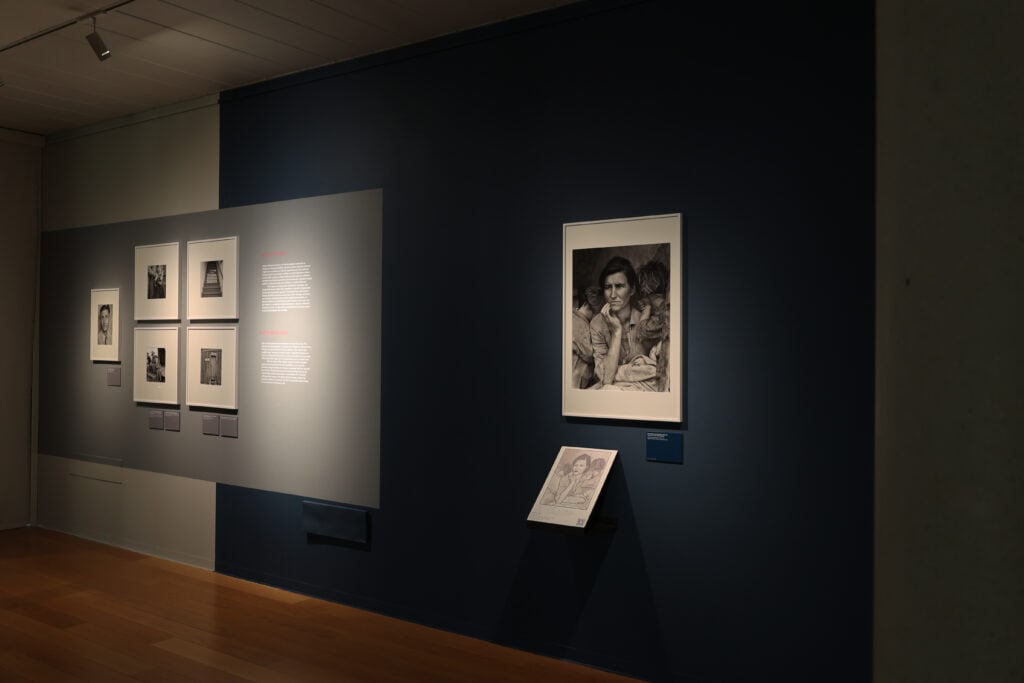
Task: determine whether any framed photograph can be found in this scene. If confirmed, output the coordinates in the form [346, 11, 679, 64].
[562, 214, 683, 423]
[186, 326, 238, 409]
[135, 242, 179, 320]
[187, 236, 238, 320]
[90, 288, 119, 361]
[527, 446, 618, 527]
[133, 327, 178, 404]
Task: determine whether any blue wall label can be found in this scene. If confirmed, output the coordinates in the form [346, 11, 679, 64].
[646, 432, 683, 464]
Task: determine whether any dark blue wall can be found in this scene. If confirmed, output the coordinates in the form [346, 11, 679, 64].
[217, 1, 874, 680]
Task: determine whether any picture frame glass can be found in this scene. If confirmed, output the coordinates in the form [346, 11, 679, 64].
[90, 288, 119, 362]
[134, 242, 180, 321]
[133, 326, 179, 404]
[187, 326, 238, 409]
[187, 237, 238, 320]
[562, 214, 683, 423]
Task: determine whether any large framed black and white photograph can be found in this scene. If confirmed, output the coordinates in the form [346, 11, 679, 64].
[186, 326, 237, 409]
[133, 327, 178, 404]
[90, 288, 119, 362]
[527, 446, 618, 527]
[187, 236, 238, 320]
[563, 214, 682, 422]
[134, 242, 179, 321]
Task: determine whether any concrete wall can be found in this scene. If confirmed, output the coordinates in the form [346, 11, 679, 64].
[35, 100, 219, 567]
[0, 129, 42, 530]
[876, 1, 1024, 680]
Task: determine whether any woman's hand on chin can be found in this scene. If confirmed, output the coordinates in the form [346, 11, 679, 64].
[601, 303, 622, 332]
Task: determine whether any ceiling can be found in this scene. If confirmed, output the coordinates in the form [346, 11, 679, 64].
[0, 0, 576, 137]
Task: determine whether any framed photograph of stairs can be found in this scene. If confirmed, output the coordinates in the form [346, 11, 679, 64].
[187, 236, 238, 320]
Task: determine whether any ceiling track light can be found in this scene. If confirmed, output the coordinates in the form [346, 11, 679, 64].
[86, 16, 111, 61]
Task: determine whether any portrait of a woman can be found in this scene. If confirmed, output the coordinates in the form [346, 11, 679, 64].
[562, 214, 680, 422]
[589, 256, 659, 391]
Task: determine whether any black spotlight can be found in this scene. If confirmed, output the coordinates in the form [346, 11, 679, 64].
[86, 17, 110, 61]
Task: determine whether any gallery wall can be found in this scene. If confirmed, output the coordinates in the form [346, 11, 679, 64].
[0, 129, 42, 530]
[38, 190, 383, 507]
[42, 97, 219, 232]
[875, 0, 1024, 679]
[30, 0, 1024, 680]
[35, 100, 220, 563]
[215, 1, 875, 680]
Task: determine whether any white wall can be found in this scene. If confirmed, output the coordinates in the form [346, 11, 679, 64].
[0, 129, 42, 530]
[36, 98, 220, 567]
[42, 96, 219, 232]
[876, 1, 1024, 680]
[36, 455, 216, 568]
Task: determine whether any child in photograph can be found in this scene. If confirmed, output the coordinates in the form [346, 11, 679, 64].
[635, 259, 670, 391]
[571, 285, 604, 389]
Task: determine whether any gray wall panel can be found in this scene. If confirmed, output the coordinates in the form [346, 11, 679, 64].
[39, 189, 382, 507]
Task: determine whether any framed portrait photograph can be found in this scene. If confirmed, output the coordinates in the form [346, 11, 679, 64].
[563, 214, 683, 423]
[134, 242, 180, 321]
[133, 327, 178, 404]
[187, 236, 238, 320]
[527, 446, 618, 527]
[90, 288, 119, 362]
[186, 326, 238, 409]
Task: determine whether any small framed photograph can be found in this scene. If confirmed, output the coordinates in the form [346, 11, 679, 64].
[133, 327, 178, 404]
[135, 242, 180, 320]
[187, 236, 238, 320]
[527, 446, 618, 527]
[187, 326, 238, 409]
[563, 214, 683, 423]
[90, 288, 119, 361]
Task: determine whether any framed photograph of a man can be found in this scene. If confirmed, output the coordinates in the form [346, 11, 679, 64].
[90, 288, 119, 362]
[527, 446, 618, 527]
[563, 214, 682, 422]
[187, 237, 238, 320]
[135, 242, 180, 321]
[133, 327, 178, 404]
[187, 326, 237, 409]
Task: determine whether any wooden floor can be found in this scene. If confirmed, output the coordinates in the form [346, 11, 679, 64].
[0, 528, 636, 682]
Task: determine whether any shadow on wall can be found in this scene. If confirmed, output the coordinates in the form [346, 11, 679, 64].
[494, 473, 670, 680]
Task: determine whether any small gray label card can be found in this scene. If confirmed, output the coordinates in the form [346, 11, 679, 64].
[220, 415, 238, 438]
[202, 414, 220, 436]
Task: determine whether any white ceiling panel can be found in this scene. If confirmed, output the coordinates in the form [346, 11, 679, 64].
[0, 0, 578, 136]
